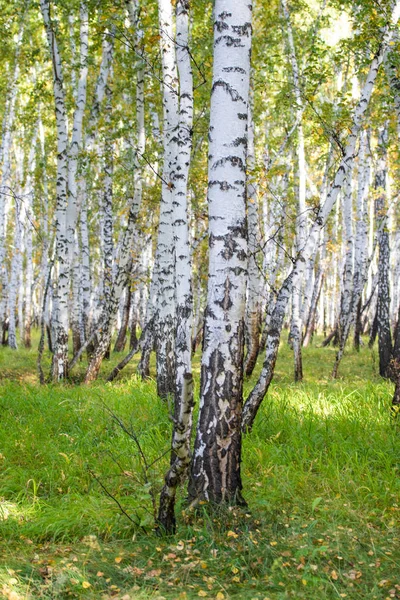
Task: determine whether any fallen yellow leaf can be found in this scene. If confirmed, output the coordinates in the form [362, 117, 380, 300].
[216, 593, 225, 600]
[82, 581, 91, 589]
[198, 591, 207, 598]
[115, 556, 123, 564]
[331, 570, 338, 581]
[227, 530, 238, 539]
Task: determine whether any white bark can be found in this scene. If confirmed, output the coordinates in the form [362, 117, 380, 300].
[22, 130, 38, 348]
[8, 144, 25, 350]
[281, 0, 307, 381]
[40, 0, 70, 379]
[158, 0, 194, 533]
[375, 124, 392, 377]
[244, 107, 261, 377]
[148, 0, 180, 398]
[189, 0, 252, 504]
[0, 17, 24, 338]
[332, 166, 354, 377]
[68, 3, 89, 353]
[80, 28, 115, 345]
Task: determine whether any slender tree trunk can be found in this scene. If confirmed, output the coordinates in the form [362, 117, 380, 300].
[158, 0, 194, 533]
[244, 107, 261, 377]
[188, 0, 252, 505]
[40, 0, 70, 380]
[80, 30, 115, 350]
[375, 124, 392, 377]
[353, 129, 371, 350]
[114, 284, 132, 352]
[8, 190, 23, 350]
[332, 169, 354, 378]
[151, 0, 179, 399]
[0, 15, 24, 342]
[303, 268, 323, 347]
[369, 307, 378, 348]
[84, 83, 115, 382]
[281, 0, 307, 382]
[354, 298, 362, 351]
[23, 133, 38, 349]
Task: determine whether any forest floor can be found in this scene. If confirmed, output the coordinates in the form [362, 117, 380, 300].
[0, 336, 399, 600]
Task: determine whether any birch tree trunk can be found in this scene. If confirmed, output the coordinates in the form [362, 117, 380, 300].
[281, 0, 307, 382]
[244, 107, 261, 377]
[0, 16, 24, 342]
[158, 0, 194, 533]
[188, 0, 252, 505]
[151, 0, 179, 399]
[353, 129, 371, 350]
[8, 179, 24, 350]
[23, 131, 38, 349]
[69, 3, 89, 356]
[84, 87, 118, 382]
[303, 265, 324, 347]
[80, 28, 115, 349]
[375, 124, 392, 378]
[332, 168, 354, 378]
[40, 0, 70, 380]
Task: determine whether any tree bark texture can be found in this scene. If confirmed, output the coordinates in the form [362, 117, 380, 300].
[189, 0, 252, 505]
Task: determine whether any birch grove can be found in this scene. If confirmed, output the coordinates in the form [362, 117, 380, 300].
[1, 0, 400, 517]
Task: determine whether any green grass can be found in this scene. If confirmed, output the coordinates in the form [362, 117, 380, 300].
[0, 335, 399, 599]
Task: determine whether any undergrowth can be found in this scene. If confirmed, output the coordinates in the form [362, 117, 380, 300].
[0, 336, 399, 599]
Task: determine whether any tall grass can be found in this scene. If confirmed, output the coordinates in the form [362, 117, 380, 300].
[0, 336, 399, 599]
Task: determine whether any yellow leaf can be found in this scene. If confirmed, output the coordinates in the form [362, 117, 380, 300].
[216, 593, 225, 600]
[96, 571, 104, 577]
[198, 591, 207, 597]
[302, 579, 307, 585]
[331, 570, 338, 580]
[231, 566, 239, 574]
[227, 530, 238, 539]
[82, 581, 91, 589]
[270, 541, 277, 546]
[201, 562, 207, 569]
[232, 576, 240, 583]
[115, 556, 123, 563]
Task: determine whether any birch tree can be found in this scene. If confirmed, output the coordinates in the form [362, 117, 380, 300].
[40, 0, 89, 380]
[244, 106, 262, 377]
[150, 0, 179, 399]
[281, 0, 307, 382]
[0, 15, 25, 342]
[188, 0, 252, 505]
[375, 123, 392, 378]
[158, 0, 194, 533]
